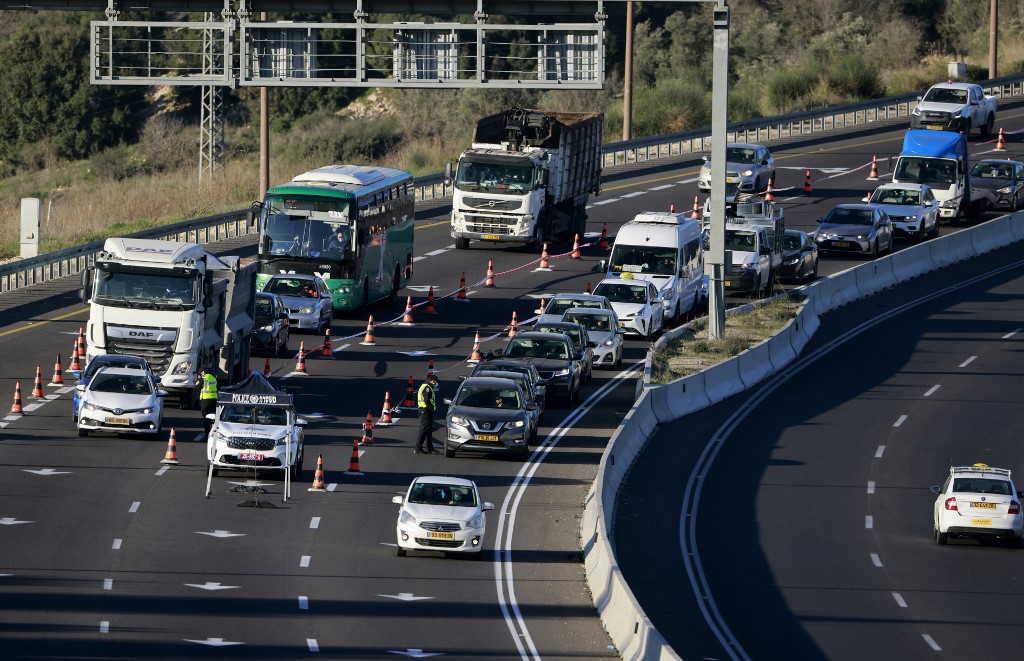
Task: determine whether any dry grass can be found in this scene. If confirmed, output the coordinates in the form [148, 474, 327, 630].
[651, 295, 804, 384]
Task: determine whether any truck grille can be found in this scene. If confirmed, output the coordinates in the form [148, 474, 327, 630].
[227, 437, 276, 451]
[106, 330, 175, 373]
[465, 215, 517, 234]
[463, 196, 522, 211]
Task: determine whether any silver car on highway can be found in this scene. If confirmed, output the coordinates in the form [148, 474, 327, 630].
[561, 307, 623, 370]
[698, 143, 776, 195]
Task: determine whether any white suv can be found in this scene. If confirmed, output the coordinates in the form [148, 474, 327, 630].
[931, 464, 1023, 548]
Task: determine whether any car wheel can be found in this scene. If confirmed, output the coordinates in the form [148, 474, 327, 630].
[455, 237, 470, 250]
[750, 275, 761, 298]
[78, 427, 89, 437]
[396, 546, 407, 557]
[1012, 191, 1020, 211]
[754, 176, 761, 194]
[870, 240, 879, 260]
[571, 381, 581, 404]
[444, 442, 455, 458]
[280, 332, 289, 354]
[934, 526, 948, 545]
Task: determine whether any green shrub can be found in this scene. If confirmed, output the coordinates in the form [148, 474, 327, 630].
[827, 53, 883, 100]
[766, 67, 819, 114]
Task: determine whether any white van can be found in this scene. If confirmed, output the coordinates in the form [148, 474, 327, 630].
[599, 211, 704, 326]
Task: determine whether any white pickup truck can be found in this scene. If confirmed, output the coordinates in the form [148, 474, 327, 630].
[910, 82, 997, 138]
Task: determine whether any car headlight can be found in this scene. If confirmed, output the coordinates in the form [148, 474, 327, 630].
[700, 166, 710, 176]
[450, 415, 468, 425]
[83, 401, 101, 412]
[941, 199, 956, 208]
[784, 257, 799, 265]
[399, 509, 416, 525]
[259, 324, 274, 333]
[274, 436, 290, 446]
[660, 288, 675, 300]
[468, 514, 484, 530]
[740, 168, 754, 177]
[912, 107, 921, 116]
[299, 306, 315, 315]
[142, 407, 153, 414]
[172, 361, 192, 375]
[997, 186, 1012, 194]
[554, 368, 570, 377]
[603, 339, 615, 346]
[907, 215, 919, 221]
[509, 419, 525, 428]
[210, 429, 228, 443]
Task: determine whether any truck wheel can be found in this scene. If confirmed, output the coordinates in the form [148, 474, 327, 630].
[528, 229, 543, 254]
[179, 389, 195, 411]
[455, 238, 470, 250]
[982, 114, 994, 139]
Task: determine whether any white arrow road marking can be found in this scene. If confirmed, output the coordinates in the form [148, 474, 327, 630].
[405, 286, 440, 293]
[308, 639, 320, 652]
[185, 582, 240, 591]
[0, 518, 32, 525]
[388, 649, 444, 658]
[380, 593, 434, 602]
[301, 412, 330, 419]
[524, 292, 556, 299]
[23, 469, 71, 476]
[225, 480, 273, 489]
[196, 530, 246, 538]
[397, 351, 436, 357]
[184, 638, 244, 647]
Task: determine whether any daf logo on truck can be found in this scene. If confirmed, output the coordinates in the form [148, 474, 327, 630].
[129, 331, 155, 338]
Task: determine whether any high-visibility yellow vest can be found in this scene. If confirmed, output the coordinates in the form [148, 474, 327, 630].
[200, 373, 218, 400]
[417, 382, 435, 410]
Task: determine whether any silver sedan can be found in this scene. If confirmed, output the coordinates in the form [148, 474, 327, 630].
[561, 307, 623, 370]
[698, 143, 776, 195]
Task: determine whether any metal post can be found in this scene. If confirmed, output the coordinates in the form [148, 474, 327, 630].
[707, 1, 729, 340]
[988, 0, 998, 79]
[622, 0, 633, 141]
[199, 12, 225, 185]
[259, 11, 270, 199]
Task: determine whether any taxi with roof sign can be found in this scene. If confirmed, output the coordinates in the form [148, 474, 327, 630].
[931, 463, 1024, 548]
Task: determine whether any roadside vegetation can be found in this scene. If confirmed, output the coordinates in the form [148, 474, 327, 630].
[650, 295, 805, 385]
[1, 1, 1023, 258]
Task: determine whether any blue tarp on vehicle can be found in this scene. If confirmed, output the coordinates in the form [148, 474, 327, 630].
[900, 129, 968, 160]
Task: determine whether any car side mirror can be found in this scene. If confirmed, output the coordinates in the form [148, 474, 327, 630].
[442, 397, 453, 405]
[598, 259, 607, 271]
[156, 389, 169, 398]
[587, 341, 598, 348]
[76, 384, 86, 392]
[816, 217, 824, 223]
[392, 495, 404, 505]
[482, 502, 495, 511]
[278, 311, 288, 320]
[929, 486, 941, 495]
[296, 418, 308, 426]
[445, 161, 455, 183]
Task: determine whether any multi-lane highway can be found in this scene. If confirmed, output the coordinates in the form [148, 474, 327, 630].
[0, 98, 1021, 659]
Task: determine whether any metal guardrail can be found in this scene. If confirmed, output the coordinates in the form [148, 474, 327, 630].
[4, 73, 1023, 293]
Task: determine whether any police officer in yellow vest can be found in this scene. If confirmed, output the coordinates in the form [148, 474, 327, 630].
[198, 366, 218, 435]
[415, 374, 440, 454]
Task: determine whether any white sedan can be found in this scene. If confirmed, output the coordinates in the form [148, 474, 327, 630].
[76, 366, 167, 436]
[932, 464, 1023, 548]
[393, 476, 494, 558]
[562, 307, 624, 370]
[867, 182, 940, 241]
[593, 275, 665, 339]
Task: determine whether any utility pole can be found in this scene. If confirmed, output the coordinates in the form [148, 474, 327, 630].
[988, 0, 998, 79]
[622, 0, 633, 141]
[259, 11, 270, 200]
[706, 1, 729, 340]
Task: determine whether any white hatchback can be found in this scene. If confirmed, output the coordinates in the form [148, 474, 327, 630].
[76, 366, 167, 436]
[593, 275, 665, 339]
[393, 476, 494, 558]
[931, 464, 1023, 548]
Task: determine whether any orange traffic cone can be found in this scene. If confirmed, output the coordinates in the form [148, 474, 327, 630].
[295, 342, 307, 374]
[31, 365, 44, 398]
[263, 357, 272, 377]
[468, 331, 483, 363]
[360, 411, 375, 445]
[403, 377, 416, 408]
[485, 260, 496, 287]
[307, 454, 326, 492]
[322, 328, 333, 357]
[803, 170, 812, 195]
[585, 282, 592, 294]
[535, 296, 547, 315]
[571, 234, 582, 260]
[400, 296, 415, 325]
[598, 223, 609, 248]
[160, 428, 180, 465]
[868, 155, 879, 180]
[68, 337, 82, 372]
[539, 244, 551, 269]
[995, 128, 1006, 151]
[50, 354, 64, 386]
[690, 195, 700, 219]
[423, 287, 438, 315]
[361, 316, 376, 346]
[344, 439, 364, 476]
[377, 391, 394, 426]
[669, 203, 676, 213]
[10, 381, 23, 414]
[765, 179, 775, 202]
[456, 272, 468, 300]
[508, 311, 518, 338]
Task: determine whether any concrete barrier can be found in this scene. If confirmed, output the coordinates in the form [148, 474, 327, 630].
[768, 321, 797, 370]
[971, 215, 1014, 255]
[737, 340, 774, 389]
[664, 372, 712, 419]
[702, 355, 745, 405]
[928, 230, 977, 268]
[808, 267, 859, 314]
[1011, 210, 1024, 241]
[889, 241, 932, 283]
[854, 256, 897, 297]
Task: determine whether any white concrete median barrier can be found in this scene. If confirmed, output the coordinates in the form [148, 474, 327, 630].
[889, 242, 931, 283]
[737, 340, 773, 389]
[768, 321, 797, 371]
[1011, 210, 1024, 241]
[928, 230, 977, 268]
[970, 215, 1014, 255]
[702, 355, 745, 405]
[854, 257, 897, 297]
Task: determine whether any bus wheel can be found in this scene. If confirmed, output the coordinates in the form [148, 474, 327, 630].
[389, 266, 401, 304]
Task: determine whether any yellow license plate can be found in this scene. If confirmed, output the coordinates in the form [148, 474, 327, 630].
[428, 531, 455, 539]
[725, 177, 738, 183]
[476, 434, 499, 442]
[832, 241, 850, 248]
[481, 234, 500, 241]
[925, 125, 944, 130]
[972, 518, 993, 526]
[724, 280, 732, 287]
[106, 417, 130, 425]
[972, 502, 997, 509]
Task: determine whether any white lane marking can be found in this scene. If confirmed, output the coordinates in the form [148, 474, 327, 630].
[865, 516, 874, 529]
[129, 501, 140, 514]
[494, 363, 643, 660]
[922, 634, 942, 651]
[591, 198, 618, 206]
[155, 466, 170, 477]
[620, 191, 646, 198]
[185, 638, 244, 647]
[99, 621, 109, 633]
[196, 530, 246, 538]
[300, 555, 311, 568]
[648, 184, 674, 191]
[923, 385, 941, 397]
[870, 553, 882, 567]
[327, 483, 338, 492]
[298, 596, 309, 610]
[959, 356, 977, 368]
[381, 593, 434, 601]
[424, 248, 448, 257]
[893, 415, 907, 428]
[307, 639, 320, 652]
[867, 481, 876, 494]
[412, 256, 427, 263]
[185, 582, 239, 591]
[24, 468, 71, 476]
[310, 517, 320, 529]
[22, 403, 44, 412]
[1002, 328, 1021, 339]
[103, 578, 113, 590]
[676, 177, 699, 184]
[875, 446, 885, 458]
[112, 539, 122, 550]
[893, 592, 908, 608]
[0, 518, 32, 525]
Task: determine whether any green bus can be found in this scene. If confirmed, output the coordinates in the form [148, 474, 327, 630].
[253, 165, 415, 312]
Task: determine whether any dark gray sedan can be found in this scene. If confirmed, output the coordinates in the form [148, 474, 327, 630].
[813, 204, 893, 258]
[777, 230, 818, 283]
[443, 376, 536, 459]
[969, 159, 1024, 211]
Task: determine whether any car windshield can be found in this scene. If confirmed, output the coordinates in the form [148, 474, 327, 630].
[952, 478, 1012, 495]
[782, 234, 803, 251]
[871, 189, 920, 205]
[725, 147, 758, 164]
[825, 208, 874, 225]
[408, 482, 478, 507]
[564, 312, 613, 333]
[536, 325, 582, 345]
[265, 278, 318, 298]
[91, 373, 152, 395]
[220, 405, 289, 425]
[594, 282, 648, 304]
[894, 157, 956, 186]
[454, 386, 522, 409]
[83, 359, 144, 379]
[506, 337, 569, 360]
[723, 229, 757, 251]
[255, 297, 275, 324]
[545, 297, 596, 316]
[970, 163, 1012, 179]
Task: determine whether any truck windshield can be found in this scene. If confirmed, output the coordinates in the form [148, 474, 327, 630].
[723, 229, 758, 251]
[608, 245, 677, 275]
[261, 198, 353, 261]
[455, 160, 534, 193]
[93, 268, 197, 309]
[894, 157, 956, 187]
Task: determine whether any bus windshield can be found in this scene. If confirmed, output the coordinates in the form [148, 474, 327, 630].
[262, 198, 353, 261]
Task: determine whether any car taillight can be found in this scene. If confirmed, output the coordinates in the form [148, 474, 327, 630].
[944, 497, 958, 511]
[1009, 501, 1021, 515]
